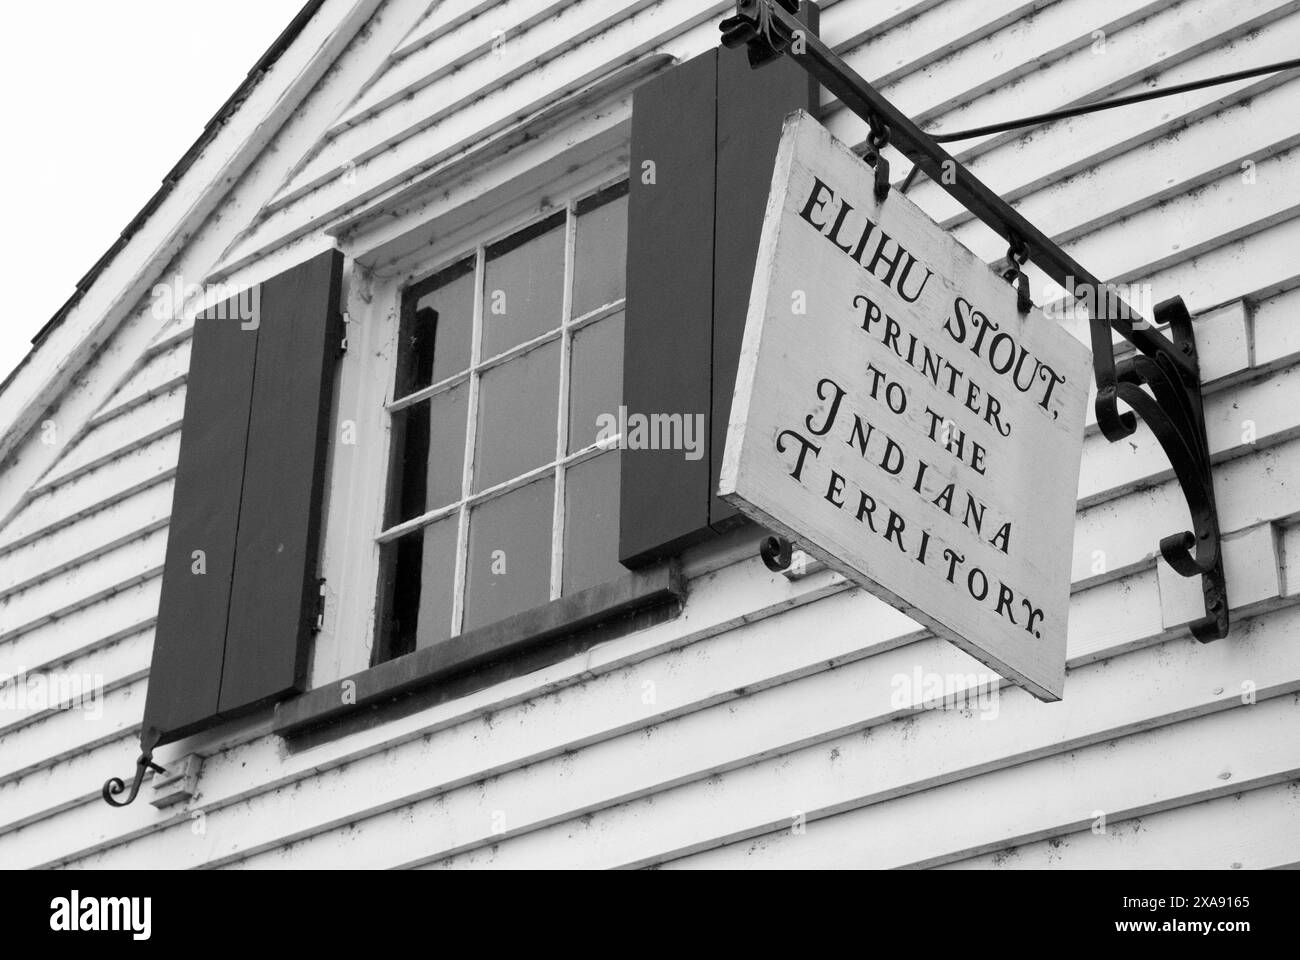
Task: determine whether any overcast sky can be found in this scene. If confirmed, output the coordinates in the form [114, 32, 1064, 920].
[0, 0, 307, 385]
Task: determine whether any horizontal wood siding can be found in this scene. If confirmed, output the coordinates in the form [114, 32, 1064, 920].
[1, 0, 1299, 869]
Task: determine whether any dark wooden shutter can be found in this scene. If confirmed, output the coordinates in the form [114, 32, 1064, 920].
[143, 249, 344, 745]
[145, 291, 259, 741]
[220, 251, 344, 714]
[619, 5, 820, 566]
[619, 49, 718, 566]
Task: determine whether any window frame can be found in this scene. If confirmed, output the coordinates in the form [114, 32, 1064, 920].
[377, 184, 629, 656]
[291, 165, 682, 738]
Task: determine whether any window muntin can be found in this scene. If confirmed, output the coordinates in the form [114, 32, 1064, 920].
[481, 212, 567, 358]
[394, 257, 475, 398]
[376, 181, 628, 663]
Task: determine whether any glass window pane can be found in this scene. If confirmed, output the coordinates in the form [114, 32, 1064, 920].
[396, 258, 475, 397]
[464, 477, 554, 630]
[386, 383, 467, 525]
[567, 311, 624, 453]
[473, 341, 558, 492]
[563, 451, 622, 596]
[482, 213, 565, 358]
[376, 516, 458, 662]
[573, 183, 628, 317]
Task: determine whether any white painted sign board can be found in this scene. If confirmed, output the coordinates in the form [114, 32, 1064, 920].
[720, 111, 1091, 700]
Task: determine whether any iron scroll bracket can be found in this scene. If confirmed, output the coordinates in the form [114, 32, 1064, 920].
[724, 0, 1228, 640]
[101, 728, 166, 807]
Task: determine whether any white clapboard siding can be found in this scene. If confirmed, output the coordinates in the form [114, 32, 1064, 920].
[959, 146, 1300, 281]
[2, 543, 1180, 867]
[831, 0, 1277, 147]
[1278, 524, 1300, 600]
[1, 0, 1299, 872]
[1052, 223, 1300, 361]
[0, 578, 160, 683]
[214, 4, 727, 275]
[834, 0, 1060, 94]
[19, 565, 891, 868]
[1137, 215, 1300, 310]
[269, 620, 1300, 869]
[0, 481, 174, 598]
[334, 102, 632, 278]
[390, 0, 480, 56]
[31, 390, 184, 494]
[0, 528, 167, 641]
[923, 0, 1292, 174]
[273, 0, 724, 208]
[232, 0, 1292, 299]
[940, 778, 1300, 869]
[655, 694, 1300, 870]
[415, 617, 1300, 869]
[1023, 206, 1300, 324]
[0, 678, 145, 786]
[226, 0, 949, 275]
[949, 95, 1300, 264]
[0, 433, 179, 554]
[0, 543, 1128, 866]
[280, 0, 670, 200]
[819, 0, 941, 54]
[30, 549, 1289, 870]
[956, 77, 1300, 249]
[0, 629, 152, 738]
[1255, 284, 1300, 368]
[89, 340, 191, 428]
[1066, 568, 1164, 664]
[390, 0, 491, 57]
[58, 546, 1180, 832]
[336, 0, 628, 131]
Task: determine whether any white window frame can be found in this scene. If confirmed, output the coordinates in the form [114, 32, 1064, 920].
[380, 188, 627, 639]
[311, 161, 628, 687]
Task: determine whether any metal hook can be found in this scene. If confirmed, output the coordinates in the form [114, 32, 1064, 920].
[867, 119, 891, 201]
[102, 732, 165, 808]
[1014, 272, 1032, 315]
[760, 535, 793, 572]
[1001, 238, 1032, 314]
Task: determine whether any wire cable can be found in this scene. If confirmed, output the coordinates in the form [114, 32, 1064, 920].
[898, 56, 1300, 193]
[931, 56, 1300, 143]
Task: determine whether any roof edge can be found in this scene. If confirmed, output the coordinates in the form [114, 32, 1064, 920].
[17, 0, 330, 367]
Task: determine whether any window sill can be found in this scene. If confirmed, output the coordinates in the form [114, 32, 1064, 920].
[273, 563, 684, 741]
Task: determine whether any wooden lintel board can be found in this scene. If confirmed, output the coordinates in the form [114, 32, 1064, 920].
[720, 111, 1091, 701]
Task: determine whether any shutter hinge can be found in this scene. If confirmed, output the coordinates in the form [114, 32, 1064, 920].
[339, 311, 353, 354]
[314, 577, 328, 632]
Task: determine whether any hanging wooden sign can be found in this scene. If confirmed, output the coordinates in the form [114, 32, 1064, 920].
[719, 111, 1091, 700]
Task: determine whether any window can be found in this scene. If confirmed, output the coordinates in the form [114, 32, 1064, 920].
[375, 181, 629, 662]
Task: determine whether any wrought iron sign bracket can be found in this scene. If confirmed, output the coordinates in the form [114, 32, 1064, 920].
[102, 728, 165, 808]
[723, 0, 1227, 640]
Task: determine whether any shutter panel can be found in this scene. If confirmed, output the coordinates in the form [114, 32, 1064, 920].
[619, 49, 718, 566]
[143, 249, 344, 745]
[710, 2, 820, 531]
[619, 5, 819, 565]
[220, 250, 344, 714]
[144, 295, 259, 742]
